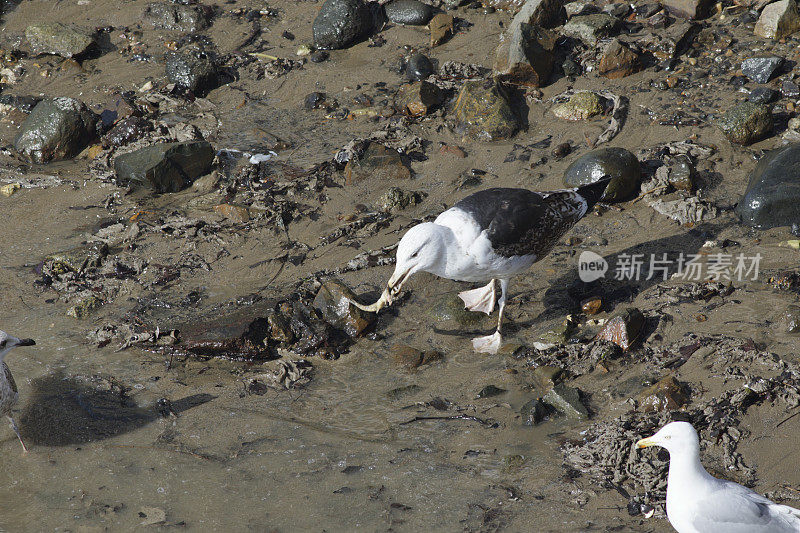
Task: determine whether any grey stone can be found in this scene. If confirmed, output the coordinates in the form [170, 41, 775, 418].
[384, 0, 433, 25]
[406, 53, 434, 81]
[520, 398, 552, 425]
[716, 102, 772, 145]
[754, 0, 800, 40]
[25, 23, 95, 58]
[741, 56, 783, 84]
[543, 383, 588, 419]
[493, 22, 555, 87]
[748, 87, 779, 104]
[562, 13, 618, 46]
[14, 97, 98, 163]
[165, 50, 219, 95]
[736, 143, 800, 230]
[782, 80, 800, 97]
[114, 141, 215, 193]
[313, 0, 373, 50]
[563, 147, 640, 202]
[143, 2, 209, 32]
[660, 0, 713, 19]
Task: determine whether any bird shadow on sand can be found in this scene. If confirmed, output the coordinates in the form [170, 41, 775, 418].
[18, 372, 214, 446]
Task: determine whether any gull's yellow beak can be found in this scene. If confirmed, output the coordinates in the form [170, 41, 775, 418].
[636, 436, 657, 449]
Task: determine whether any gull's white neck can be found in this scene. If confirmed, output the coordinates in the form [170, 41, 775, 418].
[425, 224, 476, 280]
[666, 447, 715, 530]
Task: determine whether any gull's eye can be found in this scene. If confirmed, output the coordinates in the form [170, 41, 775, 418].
[0, 340, 5, 349]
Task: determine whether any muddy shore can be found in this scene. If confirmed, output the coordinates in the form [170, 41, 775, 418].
[1, 0, 800, 531]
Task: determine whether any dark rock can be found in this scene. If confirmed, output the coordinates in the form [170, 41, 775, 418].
[25, 23, 96, 58]
[648, 21, 698, 61]
[543, 383, 588, 419]
[736, 143, 800, 230]
[165, 50, 219, 95]
[344, 142, 412, 184]
[599, 38, 642, 79]
[748, 87, 779, 104]
[563, 147, 640, 202]
[114, 141, 215, 193]
[493, 22, 556, 87]
[520, 398, 552, 425]
[377, 187, 424, 211]
[602, 2, 630, 17]
[390, 344, 442, 370]
[310, 50, 330, 63]
[15, 97, 98, 163]
[46, 242, 109, 274]
[596, 307, 645, 351]
[660, 0, 713, 19]
[394, 81, 442, 116]
[313, 279, 374, 338]
[754, 0, 800, 40]
[637, 376, 688, 412]
[453, 81, 519, 141]
[430, 13, 454, 46]
[716, 102, 772, 145]
[562, 13, 618, 46]
[565, 0, 599, 18]
[782, 80, 800, 98]
[0, 95, 42, 113]
[741, 56, 784, 84]
[304, 92, 327, 110]
[477, 385, 506, 398]
[101, 117, 153, 148]
[143, 2, 209, 32]
[429, 293, 490, 327]
[313, 0, 373, 50]
[406, 53, 434, 81]
[385, 0, 433, 25]
[667, 155, 694, 191]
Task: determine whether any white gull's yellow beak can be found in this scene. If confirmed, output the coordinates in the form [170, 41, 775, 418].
[636, 436, 657, 449]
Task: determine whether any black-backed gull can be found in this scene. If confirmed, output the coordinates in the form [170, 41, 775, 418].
[352, 178, 611, 354]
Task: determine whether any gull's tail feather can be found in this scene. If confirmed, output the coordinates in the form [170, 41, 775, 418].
[576, 176, 614, 211]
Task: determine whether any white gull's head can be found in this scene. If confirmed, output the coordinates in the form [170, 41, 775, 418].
[636, 421, 700, 456]
[390, 223, 446, 288]
[0, 330, 36, 362]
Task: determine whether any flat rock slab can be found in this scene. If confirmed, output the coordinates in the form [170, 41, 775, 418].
[114, 141, 215, 193]
[25, 23, 96, 58]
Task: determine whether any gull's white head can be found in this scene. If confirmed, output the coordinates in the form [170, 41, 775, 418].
[636, 421, 700, 455]
[350, 223, 446, 314]
[0, 330, 36, 362]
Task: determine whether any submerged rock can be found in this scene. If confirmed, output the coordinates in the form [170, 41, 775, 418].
[453, 81, 519, 141]
[25, 23, 96, 58]
[66, 295, 104, 319]
[736, 143, 800, 230]
[596, 308, 644, 351]
[741, 56, 784, 84]
[313, 279, 374, 338]
[520, 398, 553, 425]
[754, 0, 800, 40]
[384, 0, 432, 25]
[165, 50, 219, 95]
[143, 2, 209, 32]
[344, 142, 412, 184]
[543, 383, 588, 419]
[114, 141, 215, 193]
[429, 293, 490, 327]
[15, 97, 98, 163]
[563, 147, 640, 202]
[716, 102, 772, 145]
[313, 0, 373, 50]
[637, 376, 688, 412]
[391, 344, 443, 370]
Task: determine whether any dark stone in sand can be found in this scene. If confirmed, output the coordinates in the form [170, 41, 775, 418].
[25, 23, 96, 58]
[716, 102, 772, 145]
[477, 385, 506, 398]
[394, 81, 442, 116]
[101, 117, 153, 148]
[0, 94, 41, 113]
[406, 53, 434, 81]
[143, 2, 209, 32]
[520, 398, 552, 425]
[782, 80, 800, 98]
[385, 0, 433, 25]
[344, 142, 412, 184]
[304, 92, 327, 110]
[114, 141, 215, 193]
[15, 97, 98, 163]
[741, 56, 784, 84]
[562, 14, 618, 46]
[390, 344, 443, 370]
[748, 87, 779, 104]
[660, 0, 713, 19]
[313, 0, 373, 50]
[165, 50, 219, 95]
[310, 50, 330, 63]
[493, 22, 556, 87]
[563, 147, 640, 202]
[637, 376, 688, 412]
[736, 143, 800, 230]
